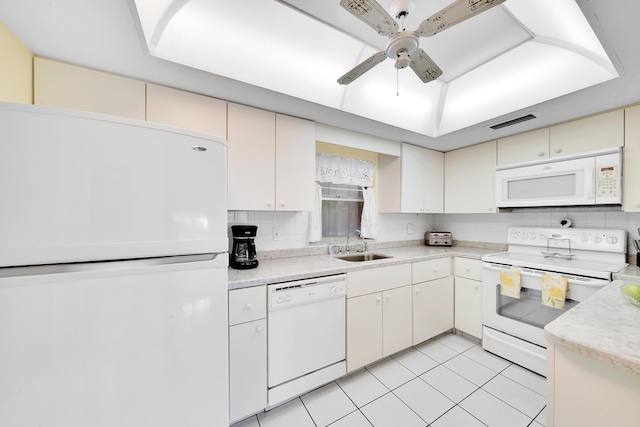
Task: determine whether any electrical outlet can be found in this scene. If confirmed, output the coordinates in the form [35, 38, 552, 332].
[407, 223, 414, 235]
[273, 227, 280, 241]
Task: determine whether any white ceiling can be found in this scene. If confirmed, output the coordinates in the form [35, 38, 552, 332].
[1, 0, 640, 151]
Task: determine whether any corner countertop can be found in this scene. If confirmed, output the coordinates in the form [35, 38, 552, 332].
[228, 245, 500, 290]
[545, 280, 640, 376]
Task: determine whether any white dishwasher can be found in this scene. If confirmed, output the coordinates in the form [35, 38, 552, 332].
[267, 274, 347, 408]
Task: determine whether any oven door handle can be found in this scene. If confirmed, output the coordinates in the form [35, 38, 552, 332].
[482, 263, 610, 287]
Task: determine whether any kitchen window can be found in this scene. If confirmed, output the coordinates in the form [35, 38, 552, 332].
[309, 153, 376, 242]
[320, 183, 363, 238]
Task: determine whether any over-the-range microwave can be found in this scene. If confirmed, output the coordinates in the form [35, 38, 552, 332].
[495, 148, 621, 208]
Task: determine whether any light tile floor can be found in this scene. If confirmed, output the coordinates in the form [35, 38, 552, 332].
[232, 332, 547, 427]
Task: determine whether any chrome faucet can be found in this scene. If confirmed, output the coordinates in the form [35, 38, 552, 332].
[346, 229, 364, 253]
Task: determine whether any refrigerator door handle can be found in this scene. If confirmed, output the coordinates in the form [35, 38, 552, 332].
[0, 253, 229, 279]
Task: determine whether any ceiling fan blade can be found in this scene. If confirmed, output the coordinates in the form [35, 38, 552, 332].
[417, 0, 506, 37]
[339, 0, 399, 36]
[409, 48, 443, 83]
[337, 50, 388, 85]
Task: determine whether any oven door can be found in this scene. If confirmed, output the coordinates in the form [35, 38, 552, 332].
[482, 262, 608, 347]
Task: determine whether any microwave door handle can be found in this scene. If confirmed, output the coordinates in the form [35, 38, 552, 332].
[586, 167, 595, 201]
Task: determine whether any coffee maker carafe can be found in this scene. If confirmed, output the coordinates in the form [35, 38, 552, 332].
[230, 225, 259, 269]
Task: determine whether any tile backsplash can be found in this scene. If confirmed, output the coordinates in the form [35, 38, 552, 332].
[228, 210, 640, 256]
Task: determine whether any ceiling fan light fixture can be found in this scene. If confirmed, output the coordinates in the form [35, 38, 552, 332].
[395, 50, 411, 69]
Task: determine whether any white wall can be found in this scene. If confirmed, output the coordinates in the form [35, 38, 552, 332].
[227, 211, 429, 252]
[228, 210, 640, 255]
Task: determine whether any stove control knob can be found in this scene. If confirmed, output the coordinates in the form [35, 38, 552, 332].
[591, 235, 602, 243]
[510, 231, 519, 238]
[521, 232, 528, 239]
[580, 234, 589, 242]
[530, 232, 537, 240]
[605, 235, 618, 244]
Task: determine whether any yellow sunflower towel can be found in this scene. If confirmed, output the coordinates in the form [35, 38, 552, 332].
[500, 268, 522, 299]
[542, 274, 569, 309]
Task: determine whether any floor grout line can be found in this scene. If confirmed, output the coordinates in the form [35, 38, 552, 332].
[233, 332, 547, 427]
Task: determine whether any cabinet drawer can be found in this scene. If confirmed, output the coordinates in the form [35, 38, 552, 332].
[229, 285, 266, 325]
[412, 257, 451, 283]
[454, 257, 483, 281]
[347, 264, 412, 298]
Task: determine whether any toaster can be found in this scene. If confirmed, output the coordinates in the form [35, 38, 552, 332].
[425, 231, 452, 246]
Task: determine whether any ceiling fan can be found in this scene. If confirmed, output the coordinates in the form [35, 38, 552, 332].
[337, 0, 506, 85]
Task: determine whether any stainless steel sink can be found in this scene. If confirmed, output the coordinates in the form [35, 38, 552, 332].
[335, 253, 393, 262]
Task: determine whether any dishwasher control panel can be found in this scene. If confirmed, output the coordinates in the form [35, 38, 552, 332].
[267, 274, 346, 310]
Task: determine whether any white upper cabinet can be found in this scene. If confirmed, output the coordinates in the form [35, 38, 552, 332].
[33, 57, 145, 120]
[623, 104, 640, 212]
[146, 83, 227, 139]
[228, 103, 276, 211]
[275, 113, 316, 212]
[497, 109, 624, 167]
[227, 103, 315, 211]
[497, 128, 550, 166]
[445, 141, 497, 213]
[549, 109, 624, 157]
[378, 143, 444, 213]
[401, 143, 444, 213]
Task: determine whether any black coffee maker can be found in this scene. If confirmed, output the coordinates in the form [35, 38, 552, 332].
[230, 225, 259, 269]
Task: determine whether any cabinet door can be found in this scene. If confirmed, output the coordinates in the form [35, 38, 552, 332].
[227, 103, 276, 211]
[445, 140, 497, 213]
[33, 57, 145, 120]
[550, 109, 624, 158]
[454, 277, 483, 339]
[346, 293, 383, 372]
[229, 319, 267, 423]
[382, 286, 413, 357]
[623, 105, 640, 212]
[413, 277, 454, 345]
[146, 83, 227, 138]
[497, 128, 550, 166]
[401, 144, 444, 213]
[275, 114, 315, 211]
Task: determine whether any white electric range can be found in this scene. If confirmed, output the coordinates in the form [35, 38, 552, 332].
[481, 226, 627, 376]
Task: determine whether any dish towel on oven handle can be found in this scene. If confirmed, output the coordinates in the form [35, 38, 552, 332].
[500, 268, 522, 299]
[542, 274, 569, 309]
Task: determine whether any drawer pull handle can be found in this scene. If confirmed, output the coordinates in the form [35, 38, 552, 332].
[376, 297, 382, 303]
[256, 326, 263, 333]
[415, 289, 421, 294]
[385, 295, 391, 300]
[245, 303, 253, 310]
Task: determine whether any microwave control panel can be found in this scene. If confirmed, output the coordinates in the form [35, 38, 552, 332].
[597, 165, 619, 198]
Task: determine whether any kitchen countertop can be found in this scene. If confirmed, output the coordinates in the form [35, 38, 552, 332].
[228, 245, 500, 290]
[545, 280, 640, 376]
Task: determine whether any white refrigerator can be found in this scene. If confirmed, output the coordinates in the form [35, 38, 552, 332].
[0, 102, 229, 426]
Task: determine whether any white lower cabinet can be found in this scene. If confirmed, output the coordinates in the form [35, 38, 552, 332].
[346, 292, 383, 372]
[382, 286, 413, 356]
[413, 277, 454, 344]
[346, 285, 413, 372]
[411, 258, 454, 345]
[454, 258, 483, 339]
[229, 319, 267, 423]
[228, 286, 267, 424]
[346, 265, 412, 372]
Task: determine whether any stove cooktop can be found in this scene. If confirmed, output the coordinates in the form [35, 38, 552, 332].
[482, 226, 628, 280]
[482, 251, 626, 280]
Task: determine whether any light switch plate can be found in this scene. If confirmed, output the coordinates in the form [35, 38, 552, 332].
[407, 223, 415, 235]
